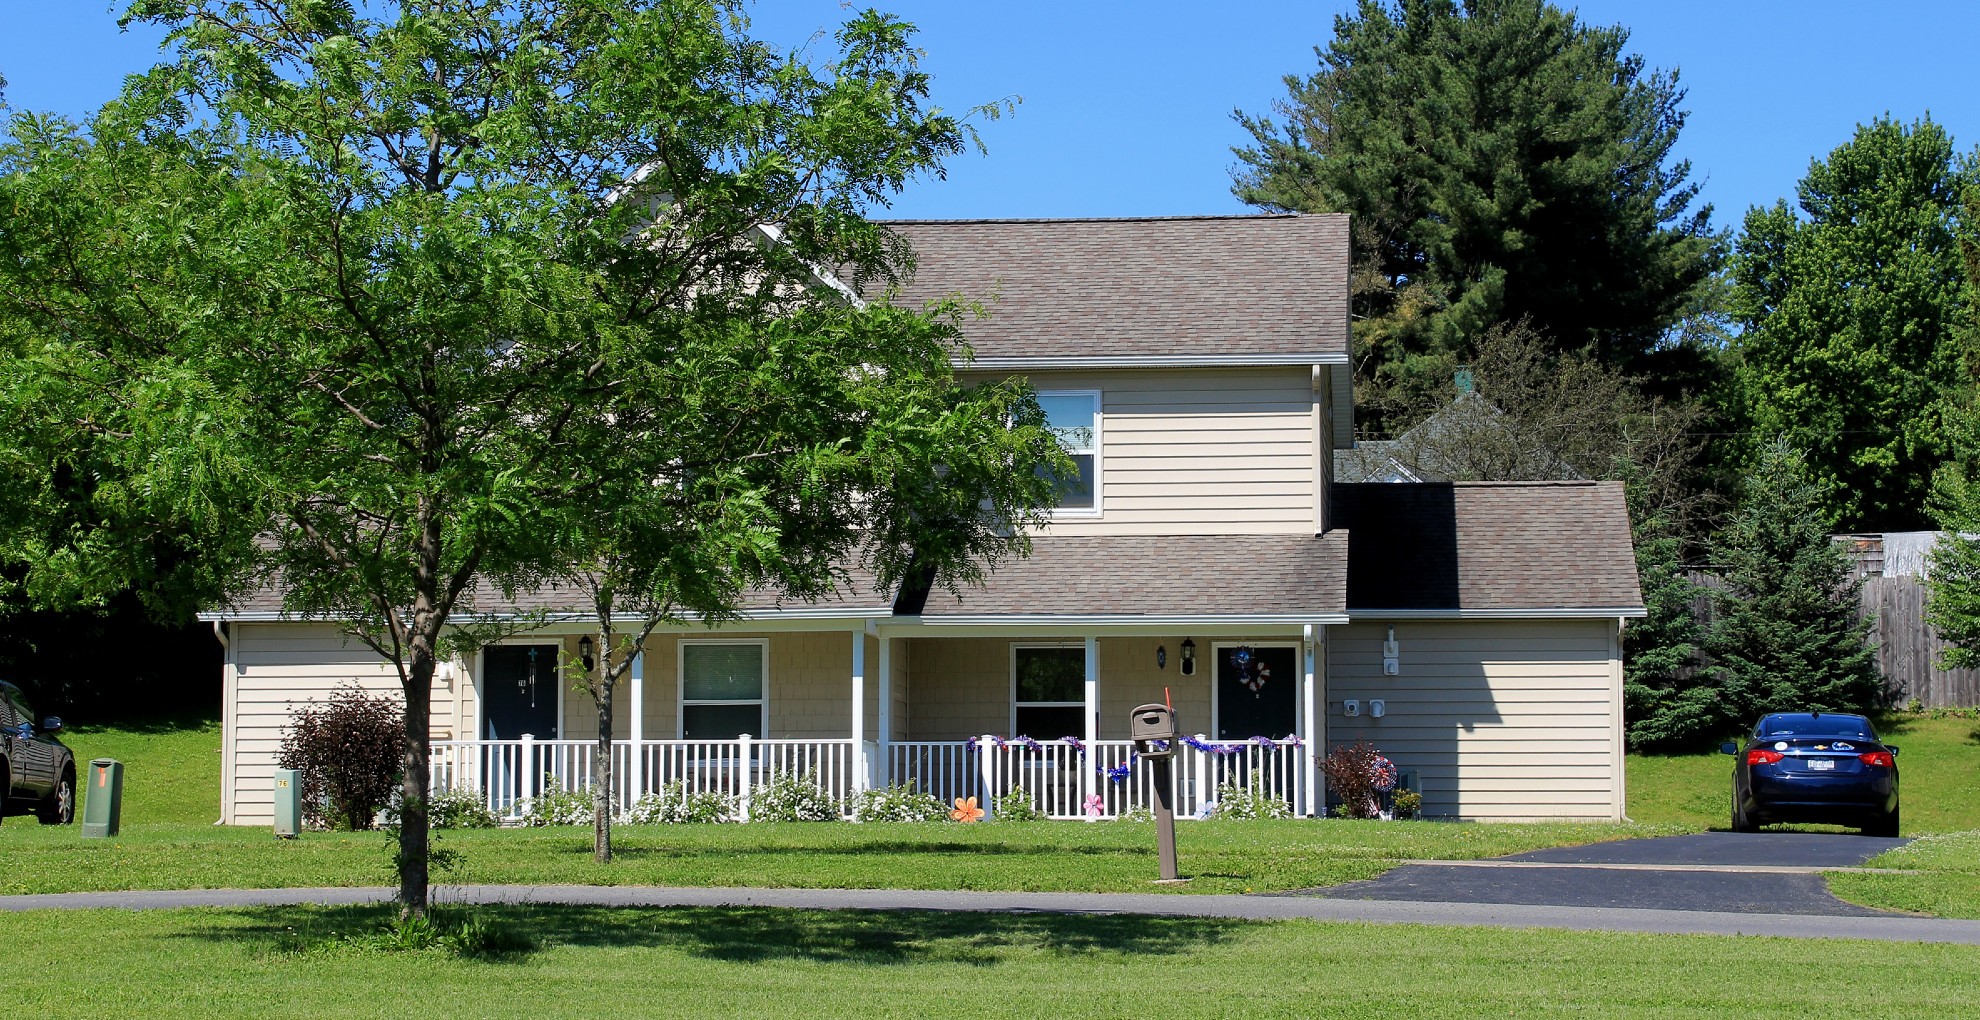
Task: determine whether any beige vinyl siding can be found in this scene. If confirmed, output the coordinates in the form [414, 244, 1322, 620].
[964, 368, 1320, 535]
[226, 623, 456, 827]
[1325, 620, 1622, 821]
[889, 638, 911, 741]
[591, 630, 862, 741]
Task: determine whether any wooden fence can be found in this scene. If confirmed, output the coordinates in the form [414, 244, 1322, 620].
[1859, 575, 1980, 708]
[1680, 572, 1980, 708]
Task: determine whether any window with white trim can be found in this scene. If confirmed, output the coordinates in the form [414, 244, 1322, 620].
[1012, 645, 1085, 738]
[680, 642, 766, 740]
[1037, 390, 1099, 512]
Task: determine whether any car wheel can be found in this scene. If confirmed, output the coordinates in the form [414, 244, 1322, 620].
[1731, 789, 1758, 833]
[39, 765, 75, 825]
[1865, 808, 1899, 838]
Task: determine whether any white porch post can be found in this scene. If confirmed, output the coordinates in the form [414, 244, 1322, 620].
[1301, 624, 1320, 817]
[851, 629, 869, 795]
[876, 636, 893, 788]
[628, 644, 645, 803]
[1082, 635, 1099, 812]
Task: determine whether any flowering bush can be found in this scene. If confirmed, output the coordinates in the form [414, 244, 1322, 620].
[1209, 779, 1293, 819]
[622, 782, 735, 824]
[750, 771, 840, 822]
[1392, 789, 1423, 820]
[994, 786, 1042, 821]
[849, 783, 947, 822]
[516, 776, 594, 826]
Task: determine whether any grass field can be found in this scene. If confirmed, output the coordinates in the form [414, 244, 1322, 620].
[0, 816, 1675, 897]
[60, 710, 222, 826]
[3, 904, 1977, 1019]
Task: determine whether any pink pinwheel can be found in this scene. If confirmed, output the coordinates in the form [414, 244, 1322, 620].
[1084, 794, 1106, 819]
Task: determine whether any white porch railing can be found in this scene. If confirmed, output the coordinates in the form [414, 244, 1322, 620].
[430, 733, 1307, 822]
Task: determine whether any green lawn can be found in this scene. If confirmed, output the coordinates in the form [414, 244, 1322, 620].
[62, 711, 222, 826]
[3, 904, 1977, 1019]
[0, 816, 1676, 897]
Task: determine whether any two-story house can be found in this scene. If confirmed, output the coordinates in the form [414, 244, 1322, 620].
[202, 213, 1644, 825]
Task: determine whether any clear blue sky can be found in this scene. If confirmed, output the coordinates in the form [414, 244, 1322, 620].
[3, 2, 1975, 232]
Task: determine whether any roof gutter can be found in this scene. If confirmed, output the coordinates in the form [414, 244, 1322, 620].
[1346, 607, 1648, 620]
[961, 353, 1349, 371]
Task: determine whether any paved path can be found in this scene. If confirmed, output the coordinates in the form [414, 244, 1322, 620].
[1317, 832, 1913, 917]
[5, 883, 1977, 945]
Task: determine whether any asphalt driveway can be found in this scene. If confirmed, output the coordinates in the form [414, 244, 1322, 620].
[1315, 832, 1912, 916]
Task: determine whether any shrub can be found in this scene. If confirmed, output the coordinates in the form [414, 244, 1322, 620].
[750, 771, 840, 822]
[1209, 779, 1293, 819]
[516, 775, 594, 826]
[849, 783, 947, 822]
[994, 785, 1041, 821]
[1393, 789, 1423, 820]
[277, 685, 406, 830]
[383, 786, 498, 830]
[1323, 740, 1392, 820]
[622, 782, 735, 824]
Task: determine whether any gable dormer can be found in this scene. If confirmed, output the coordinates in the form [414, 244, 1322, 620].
[872, 214, 1354, 535]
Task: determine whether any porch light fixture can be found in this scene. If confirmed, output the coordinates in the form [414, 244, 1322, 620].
[1179, 638, 1196, 676]
[1156, 645, 1167, 670]
[578, 635, 596, 673]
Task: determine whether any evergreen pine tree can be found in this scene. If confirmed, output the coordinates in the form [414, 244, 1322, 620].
[1703, 441, 1883, 734]
[1622, 524, 1711, 749]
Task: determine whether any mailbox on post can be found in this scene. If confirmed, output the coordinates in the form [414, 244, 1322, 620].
[1128, 703, 1184, 882]
[1131, 704, 1177, 756]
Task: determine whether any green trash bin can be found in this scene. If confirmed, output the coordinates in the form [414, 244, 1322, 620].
[273, 767, 302, 838]
[82, 758, 122, 838]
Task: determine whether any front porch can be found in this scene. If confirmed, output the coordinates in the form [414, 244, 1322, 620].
[446, 622, 1330, 822]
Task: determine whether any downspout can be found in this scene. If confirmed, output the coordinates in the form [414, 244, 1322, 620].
[211, 620, 232, 826]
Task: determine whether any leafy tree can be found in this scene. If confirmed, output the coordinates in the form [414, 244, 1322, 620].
[0, 0, 1045, 914]
[555, 300, 1064, 862]
[1231, 0, 1717, 426]
[1925, 188, 1980, 668]
[1728, 116, 1978, 532]
[1695, 441, 1883, 743]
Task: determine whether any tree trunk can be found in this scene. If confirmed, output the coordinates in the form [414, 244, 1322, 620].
[594, 623, 615, 863]
[397, 649, 434, 918]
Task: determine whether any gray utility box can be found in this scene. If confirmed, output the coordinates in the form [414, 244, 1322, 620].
[1130, 704, 1178, 757]
[81, 758, 123, 838]
[273, 767, 303, 838]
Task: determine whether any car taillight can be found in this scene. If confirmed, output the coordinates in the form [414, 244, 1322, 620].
[1745, 749, 1785, 765]
[1859, 751, 1894, 768]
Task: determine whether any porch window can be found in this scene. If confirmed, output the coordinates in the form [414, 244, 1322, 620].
[1037, 391, 1099, 512]
[680, 641, 766, 740]
[1012, 645, 1085, 738]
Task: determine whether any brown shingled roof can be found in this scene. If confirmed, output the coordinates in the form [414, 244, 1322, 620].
[871, 215, 1350, 362]
[213, 567, 895, 619]
[1332, 481, 1643, 612]
[910, 533, 1348, 618]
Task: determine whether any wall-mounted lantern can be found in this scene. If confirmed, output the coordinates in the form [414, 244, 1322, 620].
[578, 635, 596, 673]
[1179, 638, 1196, 676]
[1156, 645, 1167, 670]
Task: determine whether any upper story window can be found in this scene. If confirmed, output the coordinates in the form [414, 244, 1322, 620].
[1037, 390, 1100, 513]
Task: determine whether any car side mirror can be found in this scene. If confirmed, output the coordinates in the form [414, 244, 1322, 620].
[1719, 741, 1738, 755]
[1886, 745, 1899, 757]
[42, 716, 62, 735]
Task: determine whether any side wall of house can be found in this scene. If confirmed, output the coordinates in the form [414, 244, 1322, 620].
[1326, 619, 1623, 821]
[961, 367, 1321, 536]
[225, 623, 457, 827]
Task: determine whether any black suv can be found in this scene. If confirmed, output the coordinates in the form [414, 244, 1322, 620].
[1, 680, 75, 825]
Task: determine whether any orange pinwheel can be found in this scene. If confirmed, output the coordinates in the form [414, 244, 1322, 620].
[949, 795, 984, 823]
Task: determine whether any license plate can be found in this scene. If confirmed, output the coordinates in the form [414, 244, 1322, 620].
[1808, 758, 1836, 771]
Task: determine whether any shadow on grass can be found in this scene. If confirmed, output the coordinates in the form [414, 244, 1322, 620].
[176, 903, 1250, 966]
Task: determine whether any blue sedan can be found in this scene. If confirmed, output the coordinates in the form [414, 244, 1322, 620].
[1722, 712, 1899, 836]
